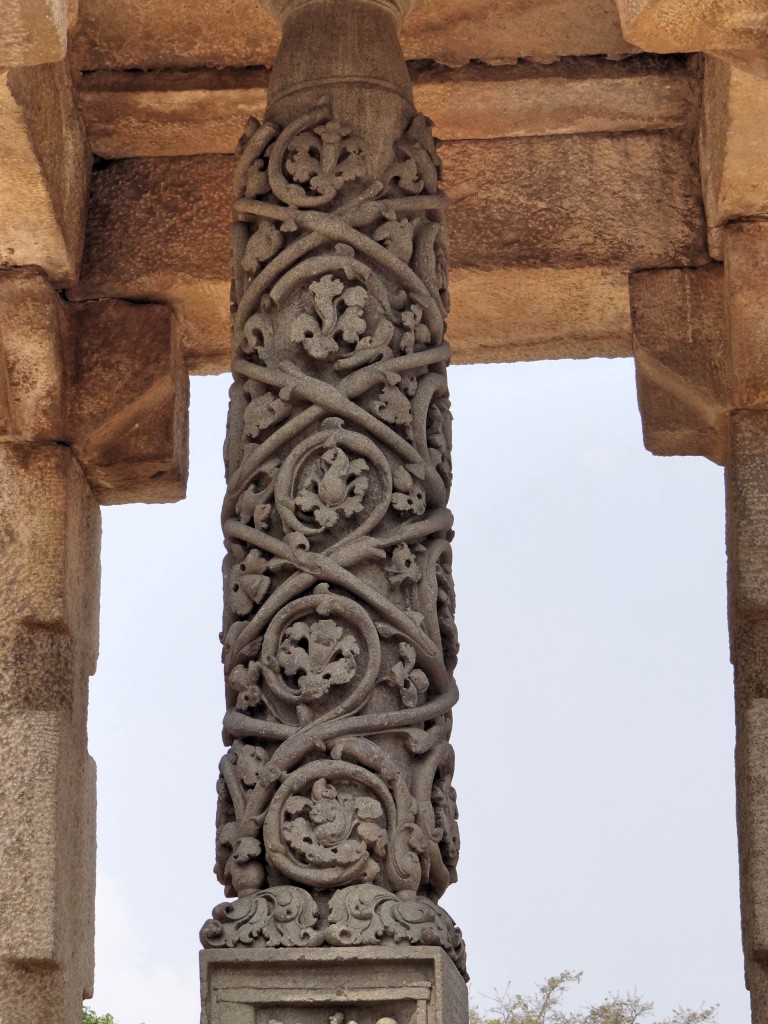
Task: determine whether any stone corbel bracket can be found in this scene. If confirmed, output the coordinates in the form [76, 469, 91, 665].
[630, 221, 768, 466]
[0, 268, 189, 505]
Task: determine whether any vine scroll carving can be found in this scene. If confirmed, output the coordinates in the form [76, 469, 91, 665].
[201, 0, 464, 978]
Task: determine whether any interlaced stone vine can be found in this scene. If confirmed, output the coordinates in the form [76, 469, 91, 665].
[202, 95, 464, 976]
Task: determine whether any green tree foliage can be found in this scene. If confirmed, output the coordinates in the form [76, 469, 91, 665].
[82, 1010, 117, 1024]
[472, 971, 719, 1024]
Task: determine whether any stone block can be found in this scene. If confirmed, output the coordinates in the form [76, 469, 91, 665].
[0, 442, 100, 668]
[63, 299, 190, 504]
[442, 132, 707, 272]
[700, 58, 768, 257]
[0, 711, 93, 966]
[449, 267, 633, 364]
[0, 269, 65, 441]
[0, 961, 85, 1024]
[0, 61, 91, 286]
[71, 0, 631, 72]
[616, 0, 768, 75]
[0, 0, 69, 67]
[724, 222, 768, 409]
[78, 56, 696, 159]
[68, 155, 232, 373]
[200, 947, 468, 1024]
[737, 701, 768, 961]
[727, 412, 768, 617]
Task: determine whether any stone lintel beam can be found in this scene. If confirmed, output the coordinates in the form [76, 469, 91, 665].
[0, 61, 91, 286]
[0, 441, 99, 1024]
[0, 0, 71, 67]
[631, 221, 768, 465]
[67, 131, 706, 372]
[727, 411, 768, 1024]
[77, 55, 698, 160]
[699, 56, 768, 260]
[71, 0, 633, 73]
[0, 269, 189, 505]
[615, 0, 768, 77]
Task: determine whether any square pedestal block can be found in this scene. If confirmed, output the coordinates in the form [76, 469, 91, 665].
[200, 947, 468, 1024]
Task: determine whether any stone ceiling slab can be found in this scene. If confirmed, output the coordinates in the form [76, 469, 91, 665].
[71, 0, 633, 71]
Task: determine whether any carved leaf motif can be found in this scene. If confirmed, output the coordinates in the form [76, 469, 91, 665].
[373, 214, 415, 263]
[282, 779, 386, 876]
[294, 446, 369, 530]
[386, 542, 422, 586]
[277, 619, 359, 701]
[286, 122, 365, 199]
[384, 642, 428, 708]
[371, 384, 412, 429]
[291, 276, 369, 361]
[391, 466, 426, 516]
[242, 221, 283, 273]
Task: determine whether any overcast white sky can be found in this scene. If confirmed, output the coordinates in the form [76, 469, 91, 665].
[85, 357, 748, 1023]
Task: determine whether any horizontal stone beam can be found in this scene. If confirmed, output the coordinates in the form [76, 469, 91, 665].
[71, 0, 634, 73]
[700, 57, 768, 259]
[0, 61, 91, 286]
[616, 0, 768, 76]
[78, 55, 697, 159]
[67, 131, 707, 371]
[0, 269, 189, 505]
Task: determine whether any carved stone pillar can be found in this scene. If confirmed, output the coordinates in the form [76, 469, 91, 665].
[200, 1, 466, 1020]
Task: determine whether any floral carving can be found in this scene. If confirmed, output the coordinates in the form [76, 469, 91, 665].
[285, 121, 365, 203]
[210, 94, 460, 963]
[282, 778, 387, 880]
[294, 445, 369, 529]
[276, 619, 359, 701]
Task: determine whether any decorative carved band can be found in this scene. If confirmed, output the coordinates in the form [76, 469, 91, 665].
[204, 85, 461, 970]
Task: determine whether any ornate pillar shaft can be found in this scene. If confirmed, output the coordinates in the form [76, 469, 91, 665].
[201, 1, 466, 1017]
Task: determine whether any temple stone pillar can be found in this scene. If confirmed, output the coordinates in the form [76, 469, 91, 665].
[630, 221, 768, 1022]
[200, 1, 467, 1020]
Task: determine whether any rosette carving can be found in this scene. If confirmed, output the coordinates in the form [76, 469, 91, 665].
[209, 85, 460, 961]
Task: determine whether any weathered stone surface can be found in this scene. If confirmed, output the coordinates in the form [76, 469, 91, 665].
[727, 413, 768, 1024]
[63, 299, 190, 505]
[0, 444, 98, 1024]
[78, 56, 697, 159]
[724, 222, 768, 410]
[444, 132, 708, 271]
[71, 0, 631, 72]
[201, 947, 468, 1024]
[449, 267, 633, 363]
[616, 0, 768, 75]
[0, 442, 100, 659]
[0, 0, 70, 67]
[68, 155, 232, 373]
[700, 58, 768, 259]
[0, 61, 91, 286]
[631, 265, 728, 463]
[0, 269, 64, 441]
[69, 127, 707, 370]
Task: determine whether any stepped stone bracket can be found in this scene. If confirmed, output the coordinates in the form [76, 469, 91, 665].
[0, 269, 189, 505]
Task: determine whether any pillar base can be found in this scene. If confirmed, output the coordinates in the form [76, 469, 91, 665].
[200, 947, 468, 1024]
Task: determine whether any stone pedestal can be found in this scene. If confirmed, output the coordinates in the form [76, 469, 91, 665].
[201, 948, 467, 1024]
